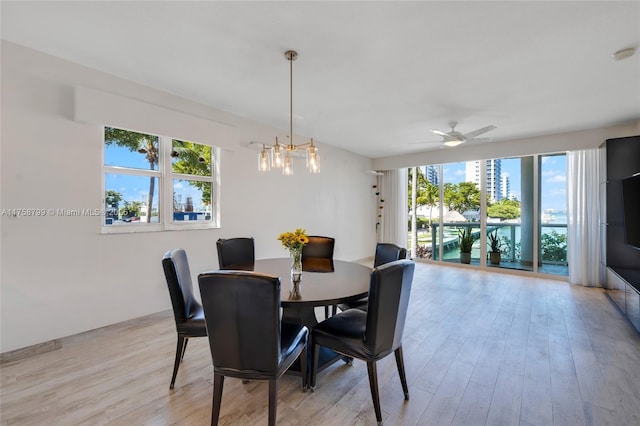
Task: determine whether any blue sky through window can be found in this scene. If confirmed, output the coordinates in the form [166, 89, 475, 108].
[441, 155, 567, 211]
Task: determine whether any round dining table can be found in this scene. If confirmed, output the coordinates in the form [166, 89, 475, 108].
[253, 257, 372, 327]
[252, 257, 372, 379]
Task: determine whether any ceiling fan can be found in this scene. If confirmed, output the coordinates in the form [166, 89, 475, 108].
[413, 120, 497, 147]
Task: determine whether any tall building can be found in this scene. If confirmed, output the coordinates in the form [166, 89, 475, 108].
[423, 165, 440, 185]
[465, 159, 502, 202]
[501, 172, 511, 199]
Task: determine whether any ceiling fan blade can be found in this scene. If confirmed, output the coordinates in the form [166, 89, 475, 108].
[429, 129, 450, 137]
[409, 140, 443, 145]
[467, 137, 493, 143]
[463, 125, 496, 139]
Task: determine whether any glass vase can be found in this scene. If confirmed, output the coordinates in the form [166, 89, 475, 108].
[290, 249, 302, 284]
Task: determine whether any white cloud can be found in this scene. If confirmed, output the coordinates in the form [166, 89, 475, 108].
[547, 175, 566, 183]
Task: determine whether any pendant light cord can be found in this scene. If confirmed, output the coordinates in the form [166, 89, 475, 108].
[289, 52, 294, 149]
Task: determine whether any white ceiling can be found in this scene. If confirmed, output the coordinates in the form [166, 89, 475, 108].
[2, 1, 639, 159]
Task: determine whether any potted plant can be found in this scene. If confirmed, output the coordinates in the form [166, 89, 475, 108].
[458, 228, 475, 264]
[488, 229, 501, 265]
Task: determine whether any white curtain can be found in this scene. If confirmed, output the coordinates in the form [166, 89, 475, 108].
[379, 169, 408, 249]
[567, 149, 602, 287]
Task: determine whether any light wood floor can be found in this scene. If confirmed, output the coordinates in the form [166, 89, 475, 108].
[2, 263, 640, 426]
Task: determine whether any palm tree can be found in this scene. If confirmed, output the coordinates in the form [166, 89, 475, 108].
[419, 181, 439, 229]
[171, 140, 212, 205]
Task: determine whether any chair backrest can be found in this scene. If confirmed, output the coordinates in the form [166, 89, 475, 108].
[302, 236, 335, 259]
[216, 237, 255, 270]
[373, 243, 407, 268]
[198, 271, 282, 375]
[364, 259, 415, 358]
[162, 249, 200, 326]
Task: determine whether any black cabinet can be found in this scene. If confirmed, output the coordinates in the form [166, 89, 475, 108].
[627, 281, 640, 331]
[602, 135, 640, 333]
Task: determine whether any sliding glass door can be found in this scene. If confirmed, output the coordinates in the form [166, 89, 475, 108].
[539, 154, 568, 276]
[441, 161, 481, 264]
[487, 156, 533, 271]
[408, 153, 568, 277]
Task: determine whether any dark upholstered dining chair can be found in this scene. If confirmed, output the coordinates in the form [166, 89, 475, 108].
[337, 243, 407, 312]
[310, 259, 415, 426]
[198, 270, 308, 426]
[302, 235, 335, 318]
[373, 243, 408, 268]
[162, 248, 207, 389]
[302, 235, 335, 260]
[216, 237, 255, 270]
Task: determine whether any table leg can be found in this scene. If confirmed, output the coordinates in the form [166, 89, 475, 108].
[282, 304, 345, 387]
[282, 304, 319, 329]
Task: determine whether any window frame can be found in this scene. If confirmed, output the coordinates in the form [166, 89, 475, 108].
[102, 126, 220, 234]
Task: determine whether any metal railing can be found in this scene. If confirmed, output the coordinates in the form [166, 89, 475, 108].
[425, 222, 568, 266]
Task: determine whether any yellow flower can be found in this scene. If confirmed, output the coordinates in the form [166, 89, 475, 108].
[278, 228, 309, 252]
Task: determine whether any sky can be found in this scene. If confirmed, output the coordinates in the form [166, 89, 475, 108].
[441, 154, 567, 212]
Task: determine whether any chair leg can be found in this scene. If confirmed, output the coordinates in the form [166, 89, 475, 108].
[211, 373, 224, 426]
[170, 335, 185, 389]
[268, 379, 278, 426]
[366, 360, 383, 426]
[309, 342, 320, 391]
[181, 337, 189, 361]
[394, 346, 410, 400]
[299, 343, 308, 391]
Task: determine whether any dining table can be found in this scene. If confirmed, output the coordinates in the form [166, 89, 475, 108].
[251, 257, 372, 379]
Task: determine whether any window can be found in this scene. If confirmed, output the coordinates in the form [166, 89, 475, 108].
[103, 126, 219, 232]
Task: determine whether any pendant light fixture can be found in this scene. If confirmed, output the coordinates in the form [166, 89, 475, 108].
[257, 50, 319, 175]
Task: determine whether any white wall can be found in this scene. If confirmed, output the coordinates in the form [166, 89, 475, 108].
[0, 41, 377, 353]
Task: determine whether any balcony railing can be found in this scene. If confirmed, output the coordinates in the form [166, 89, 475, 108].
[422, 222, 567, 274]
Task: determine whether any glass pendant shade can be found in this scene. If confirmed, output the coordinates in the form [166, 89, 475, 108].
[258, 147, 270, 172]
[283, 154, 294, 176]
[272, 140, 284, 168]
[306, 145, 320, 173]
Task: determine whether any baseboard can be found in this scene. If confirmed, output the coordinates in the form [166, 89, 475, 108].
[0, 310, 172, 365]
[352, 256, 374, 266]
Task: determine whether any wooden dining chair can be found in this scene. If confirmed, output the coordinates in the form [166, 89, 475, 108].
[162, 248, 207, 389]
[310, 259, 415, 426]
[198, 270, 308, 426]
